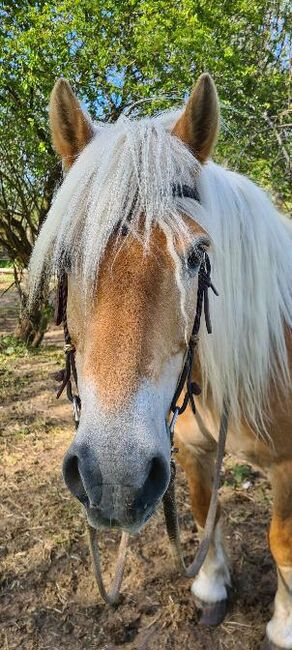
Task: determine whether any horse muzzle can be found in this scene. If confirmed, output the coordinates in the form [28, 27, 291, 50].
[62, 439, 170, 532]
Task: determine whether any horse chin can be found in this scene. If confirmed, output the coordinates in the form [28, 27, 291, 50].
[83, 503, 156, 535]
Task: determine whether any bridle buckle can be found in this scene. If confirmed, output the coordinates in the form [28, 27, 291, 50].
[72, 395, 81, 428]
[169, 407, 180, 438]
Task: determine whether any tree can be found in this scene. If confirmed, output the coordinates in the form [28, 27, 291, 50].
[0, 0, 290, 344]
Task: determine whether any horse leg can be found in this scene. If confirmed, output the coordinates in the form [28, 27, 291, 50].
[264, 460, 292, 649]
[175, 408, 231, 626]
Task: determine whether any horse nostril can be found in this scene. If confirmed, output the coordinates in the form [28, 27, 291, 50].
[140, 455, 169, 510]
[63, 453, 89, 506]
[62, 449, 102, 508]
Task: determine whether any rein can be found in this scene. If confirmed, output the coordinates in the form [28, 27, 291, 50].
[54, 210, 229, 605]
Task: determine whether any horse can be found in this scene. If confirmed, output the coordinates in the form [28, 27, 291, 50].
[29, 73, 292, 649]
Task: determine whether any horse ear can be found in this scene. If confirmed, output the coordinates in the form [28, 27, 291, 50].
[49, 79, 94, 168]
[172, 73, 220, 163]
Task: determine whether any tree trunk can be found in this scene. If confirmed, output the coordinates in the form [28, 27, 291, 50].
[14, 292, 51, 348]
[13, 268, 51, 348]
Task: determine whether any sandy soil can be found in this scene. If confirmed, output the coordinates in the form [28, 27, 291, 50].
[0, 276, 276, 649]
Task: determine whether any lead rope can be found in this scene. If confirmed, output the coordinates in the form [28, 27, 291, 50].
[163, 404, 229, 577]
[87, 525, 129, 606]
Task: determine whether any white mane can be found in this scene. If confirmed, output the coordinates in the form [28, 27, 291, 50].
[29, 110, 292, 432]
[196, 162, 292, 431]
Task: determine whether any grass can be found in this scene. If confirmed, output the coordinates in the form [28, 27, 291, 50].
[0, 366, 30, 400]
[0, 335, 65, 438]
[0, 334, 63, 362]
[0, 334, 28, 358]
[0, 259, 13, 269]
[224, 463, 252, 487]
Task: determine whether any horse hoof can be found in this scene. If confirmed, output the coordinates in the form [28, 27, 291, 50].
[198, 597, 229, 627]
[262, 636, 287, 650]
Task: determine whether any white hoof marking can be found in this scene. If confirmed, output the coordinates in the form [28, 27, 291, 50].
[266, 566, 292, 649]
[191, 523, 231, 604]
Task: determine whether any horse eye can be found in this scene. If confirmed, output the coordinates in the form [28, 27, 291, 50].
[186, 238, 210, 273]
[187, 249, 201, 270]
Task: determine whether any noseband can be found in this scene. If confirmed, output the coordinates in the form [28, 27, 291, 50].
[54, 186, 229, 605]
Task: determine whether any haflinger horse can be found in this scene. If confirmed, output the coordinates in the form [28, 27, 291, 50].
[29, 74, 292, 649]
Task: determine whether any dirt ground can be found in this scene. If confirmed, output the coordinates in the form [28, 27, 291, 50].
[0, 274, 276, 650]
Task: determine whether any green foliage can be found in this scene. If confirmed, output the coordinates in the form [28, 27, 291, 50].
[0, 334, 29, 357]
[0, 259, 12, 268]
[231, 464, 252, 486]
[224, 462, 253, 487]
[0, 332, 62, 360]
[0, 0, 291, 272]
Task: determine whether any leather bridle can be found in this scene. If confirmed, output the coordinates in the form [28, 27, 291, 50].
[54, 185, 229, 605]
